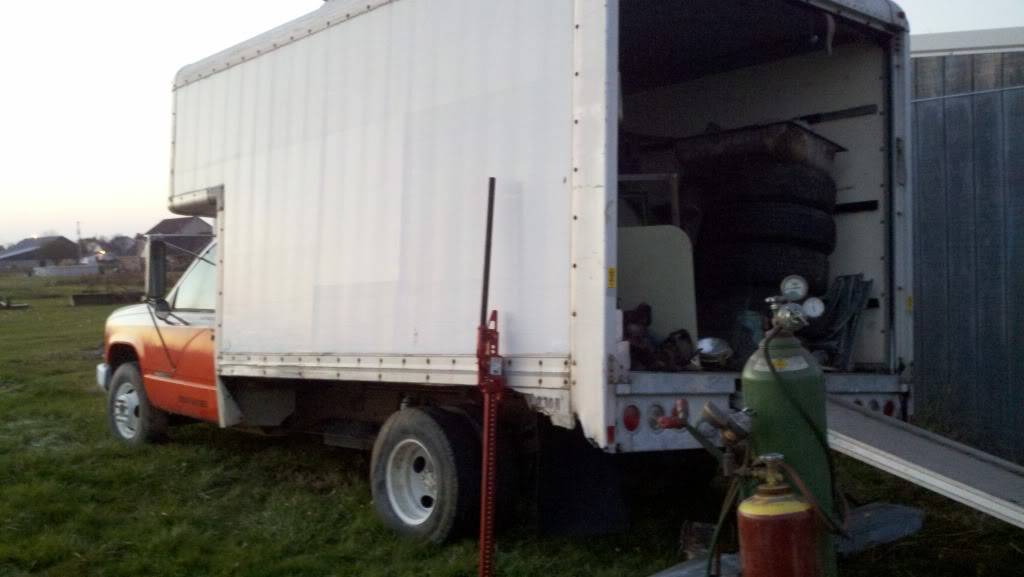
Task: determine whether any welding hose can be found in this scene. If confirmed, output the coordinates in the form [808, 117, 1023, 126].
[762, 325, 849, 536]
[703, 438, 754, 577]
[705, 475, 741, 577]
[777, 460, 848, 536]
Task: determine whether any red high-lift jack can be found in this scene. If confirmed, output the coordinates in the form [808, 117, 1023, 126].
[476, 177, 504, 577]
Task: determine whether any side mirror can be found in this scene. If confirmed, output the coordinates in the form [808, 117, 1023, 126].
[145, 238, 168, 300]
[151, 298, 172, 321]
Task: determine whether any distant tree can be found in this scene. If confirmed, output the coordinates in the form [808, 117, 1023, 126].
[110, 235, 136, 256]
[40, 229, 59, 237]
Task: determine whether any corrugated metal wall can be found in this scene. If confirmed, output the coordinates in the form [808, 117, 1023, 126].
[912, 51, 1024, 461]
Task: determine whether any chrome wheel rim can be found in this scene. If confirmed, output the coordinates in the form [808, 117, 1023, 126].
[113, 380, 141, 439]
[385, 438, 438, 526]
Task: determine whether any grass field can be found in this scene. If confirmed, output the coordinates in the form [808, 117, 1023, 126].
[0, 275, 1021, 576]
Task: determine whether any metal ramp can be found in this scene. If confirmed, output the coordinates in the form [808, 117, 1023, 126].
[827, 398, 1024, 529]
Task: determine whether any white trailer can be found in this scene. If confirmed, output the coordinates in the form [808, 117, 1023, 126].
[165, 0, 916, 540]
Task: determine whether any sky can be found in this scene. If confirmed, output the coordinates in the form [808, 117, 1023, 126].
[2, 0, 1023, 248]
[899, 0, 1024, 34]
[0, 0, 322, 247]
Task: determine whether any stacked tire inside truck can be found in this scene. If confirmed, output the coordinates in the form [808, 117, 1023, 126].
[692, 159, 838, 360]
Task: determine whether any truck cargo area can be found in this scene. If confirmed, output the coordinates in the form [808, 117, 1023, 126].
[614, 0, 907, 415]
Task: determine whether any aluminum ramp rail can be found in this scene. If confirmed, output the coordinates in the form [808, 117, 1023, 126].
[827, 398, 1024, 529]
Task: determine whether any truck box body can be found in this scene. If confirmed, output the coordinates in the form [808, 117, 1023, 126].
[171, 0, 912, 452]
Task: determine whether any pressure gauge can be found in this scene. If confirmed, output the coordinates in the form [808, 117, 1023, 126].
[780, 275, 809, 301]
[802, 297, 826, 319]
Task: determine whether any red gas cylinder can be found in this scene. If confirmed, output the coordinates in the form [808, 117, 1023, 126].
[738, 478, 821, 577]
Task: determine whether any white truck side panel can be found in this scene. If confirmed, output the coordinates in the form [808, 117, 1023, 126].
[174, 1, 575, 360]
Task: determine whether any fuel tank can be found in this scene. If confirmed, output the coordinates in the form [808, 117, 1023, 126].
[738, 481, 820, 577]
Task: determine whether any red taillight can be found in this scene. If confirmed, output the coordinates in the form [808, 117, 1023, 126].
[623, 405, 641, 432]
[883, 400, 896, 416]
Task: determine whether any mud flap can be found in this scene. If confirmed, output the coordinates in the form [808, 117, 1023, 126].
[535, 421, 628, 535]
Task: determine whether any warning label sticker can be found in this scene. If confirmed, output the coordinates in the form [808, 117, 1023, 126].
[753, 356, 810, 373]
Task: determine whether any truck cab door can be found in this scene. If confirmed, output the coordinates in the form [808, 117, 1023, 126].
[143, 244, 219, 422]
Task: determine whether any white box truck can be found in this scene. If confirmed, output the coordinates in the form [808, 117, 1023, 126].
[100, 0, 913, 542]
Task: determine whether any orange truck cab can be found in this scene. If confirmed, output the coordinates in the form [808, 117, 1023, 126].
[97, 242, 219, 442]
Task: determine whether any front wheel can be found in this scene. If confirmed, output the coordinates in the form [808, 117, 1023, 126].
[370, 407, 480, 544]
[107, 362, 167, 445]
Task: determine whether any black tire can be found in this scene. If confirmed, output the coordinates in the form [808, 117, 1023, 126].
[697, 242, 829, 294]
[702, 202, 836, 253]
[371, 407, 480, 544]
[714, 161, 837, 211]
[107, 362, 167, 445]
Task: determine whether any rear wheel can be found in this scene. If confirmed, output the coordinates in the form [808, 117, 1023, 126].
[107, 362, 167, 445]
[371, 407, 480, 543]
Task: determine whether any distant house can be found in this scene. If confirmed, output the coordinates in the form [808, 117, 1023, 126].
[106, 235, 146, 273]
[138, 217, 214, 272]
[109, 235, 142, 257]
[79, 238, 118, 264]
[0, 236, 79, 272]
[144, 217, 214, 256]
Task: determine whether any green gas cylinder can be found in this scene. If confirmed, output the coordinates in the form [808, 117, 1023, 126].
[742, 288, 838, 577]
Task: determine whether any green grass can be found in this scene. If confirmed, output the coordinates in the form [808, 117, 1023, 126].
[0, 275, 1021, 576]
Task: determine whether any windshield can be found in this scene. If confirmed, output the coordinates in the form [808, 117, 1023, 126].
[168, 243, 217, 311]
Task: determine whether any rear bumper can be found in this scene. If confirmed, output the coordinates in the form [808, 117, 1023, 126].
[612, 372, 735, 453]
[610, 371, 907, 452]
[96, 363, 111, 392]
